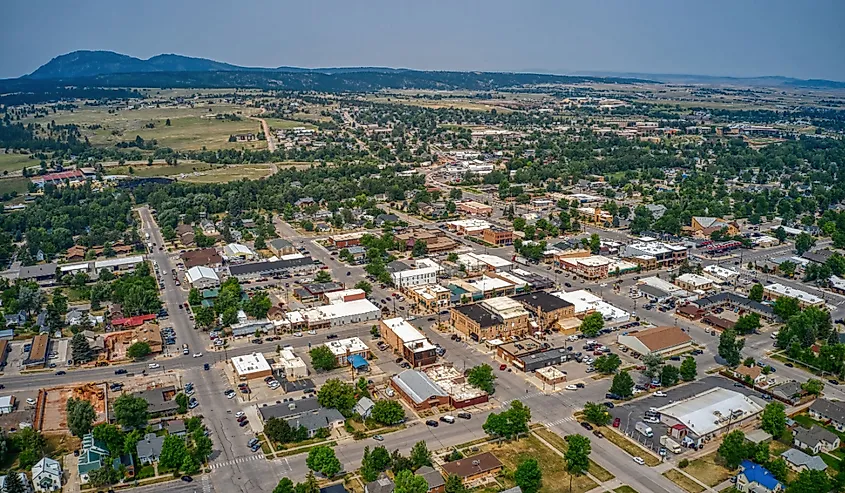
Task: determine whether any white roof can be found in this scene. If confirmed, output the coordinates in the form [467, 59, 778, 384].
[383, 317, 427, 342]
[447, 219, 491, 229]
[657, 387, 764, 436]
[676, 273, 713, 287]
[638, 276, 690, 296]
[325, 337, 369, 356]
[764, 283, 823, 305]
[324, 288, 366, 305]
[279, 253, 306, 260]
[60, 262, 91, 273]
[482, 296, 529, 319]
[561, 255, 612, 267]
[536, 366, 566, 379]
[467, 253, 512, 268]
[223, 243, 253, 256]
[494, 271, 528, 286]
[186, 266, 219, 283]
[94, 255, 145, 269]
[703, 264, 739, 280]
[0, 396, 13, 408]
[231, 353, 271, 376]
[314, 298, 380, 319]
[553, 290, 630, 321]
[468, 275, 513, 292]
[33, 457, 61, 476]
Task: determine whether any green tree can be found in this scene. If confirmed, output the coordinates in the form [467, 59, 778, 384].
[410, 440, 432, 469]
[734, 313, 761, 334]
[718, 329, 745, 367]
[794, 232, 816, 255]
[593, 353, 621, 374]
[175, 393, 188, 414]
[660, 365, 680, 387]
[273, 478, 296, 493]
[411, 241, 428, 258]
[394, 469, 428, 493]
[159, 435, 187, 470]
[444, 474, 467, 493]
[354, 280, 373, 295]
[801, 379, 824, 396]
[772, 296, 800, 320]
[3, 470, 26, 493]
[370, 400, 405, 425]
[774, 227, 787, 244]
[588, 233, 601, 254]
[466, 364, 496, 394]
[579, 312, 604, 337]
[113, 393, 149, 430]
[93, 424, 125, 456]
[188, 288, 202, 306]
[181, 454, 200, 475]
[264, 417, 294, 444]
[314, 270, 332, 283]
[317, 379, 356, 415]
[761, 402, 787, 438]
[515, 458, 543, 493]
[126, 341, 151, 360]
[194, 305, 215, 329]
[192, 430, 213, 463]
[66, 397, 96, 437]
[642, 352, 663, 381]
[482, 401, 531, 439]
[564, 435, 591, 493]
[310, 345, 339, 371]
[609, 370, 634, 399]
[583, 402, 611, 426]
[787, 469, 830, 493]
[87, 465, 120, 487]
[767, 457, 789, 483]
[71, 332, 93, 364]
[680, 357, 697, 382]
[361, 445, 393, 482]
[717, 430, 748, 469]
[306, 445, 341, 477]
[748, 283, 764, 302]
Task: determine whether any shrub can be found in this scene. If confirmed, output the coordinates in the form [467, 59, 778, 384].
[679, 459, 690, 469]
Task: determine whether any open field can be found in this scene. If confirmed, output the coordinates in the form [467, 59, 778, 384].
[0, 177, 30, 196]
[599, 427, 661, 466]
[684, 453, 734, 487]
[480, 435, 598, 493]
[262, 118, 317, 130]
[534, 427, 615, 482]
[180, 164, 273, 184]
[110, 161, 217, 177]
[0, 152, 40, 174]
[365, 95, 515, 113]
[663, 469, 705, 493]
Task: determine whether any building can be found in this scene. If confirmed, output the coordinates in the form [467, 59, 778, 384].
[702, 265, 739, 284]
[674, 273, 714, 292]
[0, 395, 15, 414]
[734, 365, 766, 384]
[328, 232, 367, 249]
[621, 241, 689, 268]
[658, 388, 765, 444]
[258, 399, 345, 438]
[457, 201, 493, 216]
[482, 227, 513, 246]
[496, 339, 569, 372]
[277, 349, 308, 381]
[32, 457, 62, 492]
[424, 365, 488, 408]
[735, 461, 783, 493]
[268, 238, 296, 256]
[185, 265, 220, 289]
[416, 466, 446, 493]
[691, 216, 739, 237]
[380, 318, 437, 367]
[769, 381, 804, 406]
[441, 452, 503, 485]
[16, 263, 58, 285]
[450, 297, 530, 342]
[762, 283, 825, 308]
[137, 433, 165, 465]
[552, 290, 630, 325]
[322, 288, 367, 305]
[324, 337, 370, 367]
[457, 253, 513, 273]
[295, 282, 345, 302]
[390, 369, 450, 410]
[231, 353, 273, 381]
[228, 257, 316, 280]
[808, 398, 845, 432]
[366, 477, 395, 493]
[512, 292, 576, 330]
[181, 248, 223, 269]
[617, 326, 691, 356]
[793, 426, 840, 454]
[296, 299, 381, 329]
[132, 386, 179, 417]
[535, 366, 567, 386]
[446, 219, 491, 236]
[693, 292, 778, 321]
[405, 284, 451, 313]
[223, 243, 255, 260]
[781, 448, 828, 473]
[94, 255, 145, 274]
[557, 255, 612, 280]
[391, 259, 441, 289]
[31, 168, 86, 187]
[23, 333, 49, 368]
[78, 433, 130, 483]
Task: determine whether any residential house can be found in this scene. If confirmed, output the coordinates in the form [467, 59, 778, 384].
[78, 433, 134, 483]
[354, 397, 375, 419]
[793, 425, 840, 454]
[780, 449, 828, 473]
[735, 460, 783, 493]
[365, 477, 394, 493]
[440, 452, 503, 485]
[734, 365, 766, 384]
[137, 433, 165, 465]
[32, 457, 62, 492]
[808, 398, 845, 432]
[416, 466, 446, 493]
[770, 381, 804, 405]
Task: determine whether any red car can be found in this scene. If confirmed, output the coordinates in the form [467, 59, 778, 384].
[613, 418, 621, 428]
[499, 364, 507, 371]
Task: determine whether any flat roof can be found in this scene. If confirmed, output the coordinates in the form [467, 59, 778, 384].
[229, 257, 314, 276]
[27, 334, 49, 363]
[468, 275, 513, 292]
[498, 338, 545, 357]
[231, 353, 271, 375]
[513, 291, 574, 313]
[658, 387, 764, 437]
[94, 255, 144, 269]
[764, 283, 823, 305]
[382, 317, 428, 344]
[325, 337, 369, 356]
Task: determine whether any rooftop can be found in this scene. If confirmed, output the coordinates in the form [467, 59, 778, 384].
[764, 283, 823, 305]
[625, 326, 691, 352]
[658, 387, 764, 437]
[324, 337, 369, 356]
[231, 353, 272, 376]
[441, 452, 503, 478]
[513, 291, 574, 313]
[452, 303, 501, 328]
[391, 369, 448, 404]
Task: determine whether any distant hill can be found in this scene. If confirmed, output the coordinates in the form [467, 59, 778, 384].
[574, 70, 845, 89]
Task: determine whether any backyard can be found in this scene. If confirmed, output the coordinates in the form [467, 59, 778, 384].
[663, 469, 705, 493]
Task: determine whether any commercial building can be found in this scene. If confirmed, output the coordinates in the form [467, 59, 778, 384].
[496, 339, 569, 372]
[556, 255, 613, 280]
[702, 265, 739, 284]
[132, 386, 179, 417]
[450, 297, 530, 342]
[552, 290, 630, 325]
[268, 238, 296, 256]
[622, 241, 689, 268]
[691, 216, 739, 237]
[446, 219, 491, 236]
[456, 253, 513, 273]
[294, 282, 345, 302]
[457, 201, 493, 216]
[277, 349, 308, 381]
[258, 399, 345, 438]
[512, 292, 576, 331]
[23, 333, 49, 368]
[391, 369, 450, 410]
[181, 248, 223, 269]
[0, 396, 16, 414]
[380, 317, 437, 367]
[762, 283, 824, 308]
[296, 299, 381, 329]
[536, 366, 567, 386]
[223, 243, 255, 260]
[185, 266, 220, 289]
[231, 353, 273, 381]
[328, 232, 367, 249]
[323, 337, 370, 367]
[674, 273, 714, 292]
[322, 288, 367, 305]
[482, 227, 514, 246]
[94, 256, 145, 274]
[693, 292, 778, 321]
[405, 284, 451, 313]
[425, 365, 489, 408]
[395, 228, 457, 254]
[228, 257, 316, 280]
[391, 259, 441, 289]
[616, 326, 692, 356]
[637, 276, 691, 300]
[658, 388, 765, 443]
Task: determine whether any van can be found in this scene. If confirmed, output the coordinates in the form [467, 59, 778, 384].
[439, 415, 456, 424]
[148, 363, 160, 369]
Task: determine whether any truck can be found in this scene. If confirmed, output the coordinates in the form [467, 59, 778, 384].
[635, 422, 653, 438]
[660, 435, 681, 453]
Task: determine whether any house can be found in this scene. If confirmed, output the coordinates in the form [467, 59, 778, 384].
[416, 465, 446, 493]
[808, 398, 845, 432]
[793, 425, 840, 454]
[137, 433, 166, 465]
[0, 395, 16, 414]
[180, 248, 223, 269]
[354, 397, 375, 419]
[132, 386, 179, 417]
[440, 452, 503, 484]
[735, 460, 783, 493]
[0, 473, 31, 492]
[268, 238, 296, 256]
[32, 457, 62, 492]
[781, 448, 828, 473]
[165, 419, 187, 437]
[365, 476, 394, 493]
[770, 381, 804, 405]
[734, 365, 766, 384]
[77, 433, 112, 482]
[691, 216, 739, 236]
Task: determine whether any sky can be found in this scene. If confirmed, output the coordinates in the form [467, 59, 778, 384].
[2, 0, 844, 81]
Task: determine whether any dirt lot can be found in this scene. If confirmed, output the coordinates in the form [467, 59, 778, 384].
[41, 383, 108, 433]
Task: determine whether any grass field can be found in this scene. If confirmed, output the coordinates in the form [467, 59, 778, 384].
[663, 469, 705, 493]
[534, 428, 615, 482]
[684, 453, 734, 487]
[262, 118, 317, 130]
[180, 164, 273, 184]
[0, 177, 30, 196]
[599, 427, 661, 466]
[614, 487, 639, 493]
[0, 152, 40, 174]
[110, 161, 216, 177]
[481, 435, 598, 493]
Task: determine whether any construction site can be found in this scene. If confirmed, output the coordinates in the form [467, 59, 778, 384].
[35, 382, 109, 433]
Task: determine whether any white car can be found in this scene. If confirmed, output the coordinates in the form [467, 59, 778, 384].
[25, 398, 36, 406]
[148, 363, 160, 369]
[226, 392, 236, 399]
[307, 330, 316, 335]
[565, 384, 578, 391]
[654, 391, 667, 397]
[235, 411, 245, 418]
[633, 457, 645, 465]
[293, 332, 303, 337]
[192, 353, 203, 358]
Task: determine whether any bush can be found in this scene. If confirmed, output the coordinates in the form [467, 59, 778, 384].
[446, 449, 464, 462]
[679, 459, 689, 469]
[137, 465, 156, 479]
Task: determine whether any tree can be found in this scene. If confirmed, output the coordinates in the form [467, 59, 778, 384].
[564, 434, 591, 493]
[194, 305, 216, 329]
[175, 393, 188, 414]
[87, 465, 120, 487]
[394, 470, 428, 493]
[361, 445, 393, 482]
[594, 354, 622, 374]
[802, 379, 825, 396]
[66, 397, 96, 437]
[314, 270, 332, 283]
[192, 430, 212, 463]
[264, 417, 294, 444]
[244, 292, 272, 318]
[680, 357, 697, 382]
[71, 332, 93, 364]
[761, 402, 787, 439]
[317, 379, 356, 415]
[444, 474, 467, 493]
[188, 288, 202, 306]
[182, 454, 200, 475]
[466, 364, 496, 394]
[159, 435, 187, 470]
[787, 469, 830, 493]
[642, 352, 663, 380]
[579, 312, 604, 337]
[93, 424, 125, 456]
[310, 346, 338, 371]
[354, 280, 373, 295]
[3, 471, 25, 493]
[306, 445, 341, 477]
[274, 478, 296, 493]
[794, 232, 816, 256]
[717, 430, 748, 469]
[733, 313, 761, 335]
[609, 370, 634, 400]
[748, 283, 764, 302]
[773, 296, 800, 320]
[410, 441, 432, 469]
[767, 457, 789, 483]
[371, 400, 405, 426]
[718, 329, 745, 367]
[660, 365, 680, 387]
[411, 241, 428, 258]
[515, 458, 543, 493]
[774, 227, 787, 244]
[583, 402, 611, 426]
[113, 393, 149, 430]
[126, 341, 151, 360]
[482, 401, 531, 439]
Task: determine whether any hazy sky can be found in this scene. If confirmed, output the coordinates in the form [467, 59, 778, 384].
[3, 0, 844, 80]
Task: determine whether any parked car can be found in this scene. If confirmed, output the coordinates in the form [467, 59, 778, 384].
[425, 420, 439, 427]
[580, 422, 594, 431]
[114, 369, 128, 375]
[613, 418, 621, 428]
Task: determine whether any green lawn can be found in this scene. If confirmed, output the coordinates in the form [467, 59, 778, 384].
[0, 177, 30, 197]
[0, 152, 39, 174]
[180, 164, 272, 184]
[533, 428, 615, 482]
[111, 161, 216, 178]
[614, 487, 639, 493]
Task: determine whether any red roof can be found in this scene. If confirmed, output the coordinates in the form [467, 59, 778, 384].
[112, 314, 156, 327]
[671, 424, 687, 430]
[33, 169, 85, 183]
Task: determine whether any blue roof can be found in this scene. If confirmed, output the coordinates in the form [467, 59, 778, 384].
[739, 460, 782, 490]
[347, 354, 369, 369]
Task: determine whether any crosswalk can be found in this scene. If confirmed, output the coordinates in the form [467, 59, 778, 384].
[543, 416, 576, 427]
[202, 474, 213, 493]
[501, 392, 546, 405]
[209, 454, 264, 470]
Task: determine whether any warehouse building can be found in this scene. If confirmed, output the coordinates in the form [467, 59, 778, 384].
[658, 387, 765, 445]
[616, 326, 692, 356]
[228, 257, 316, 280]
